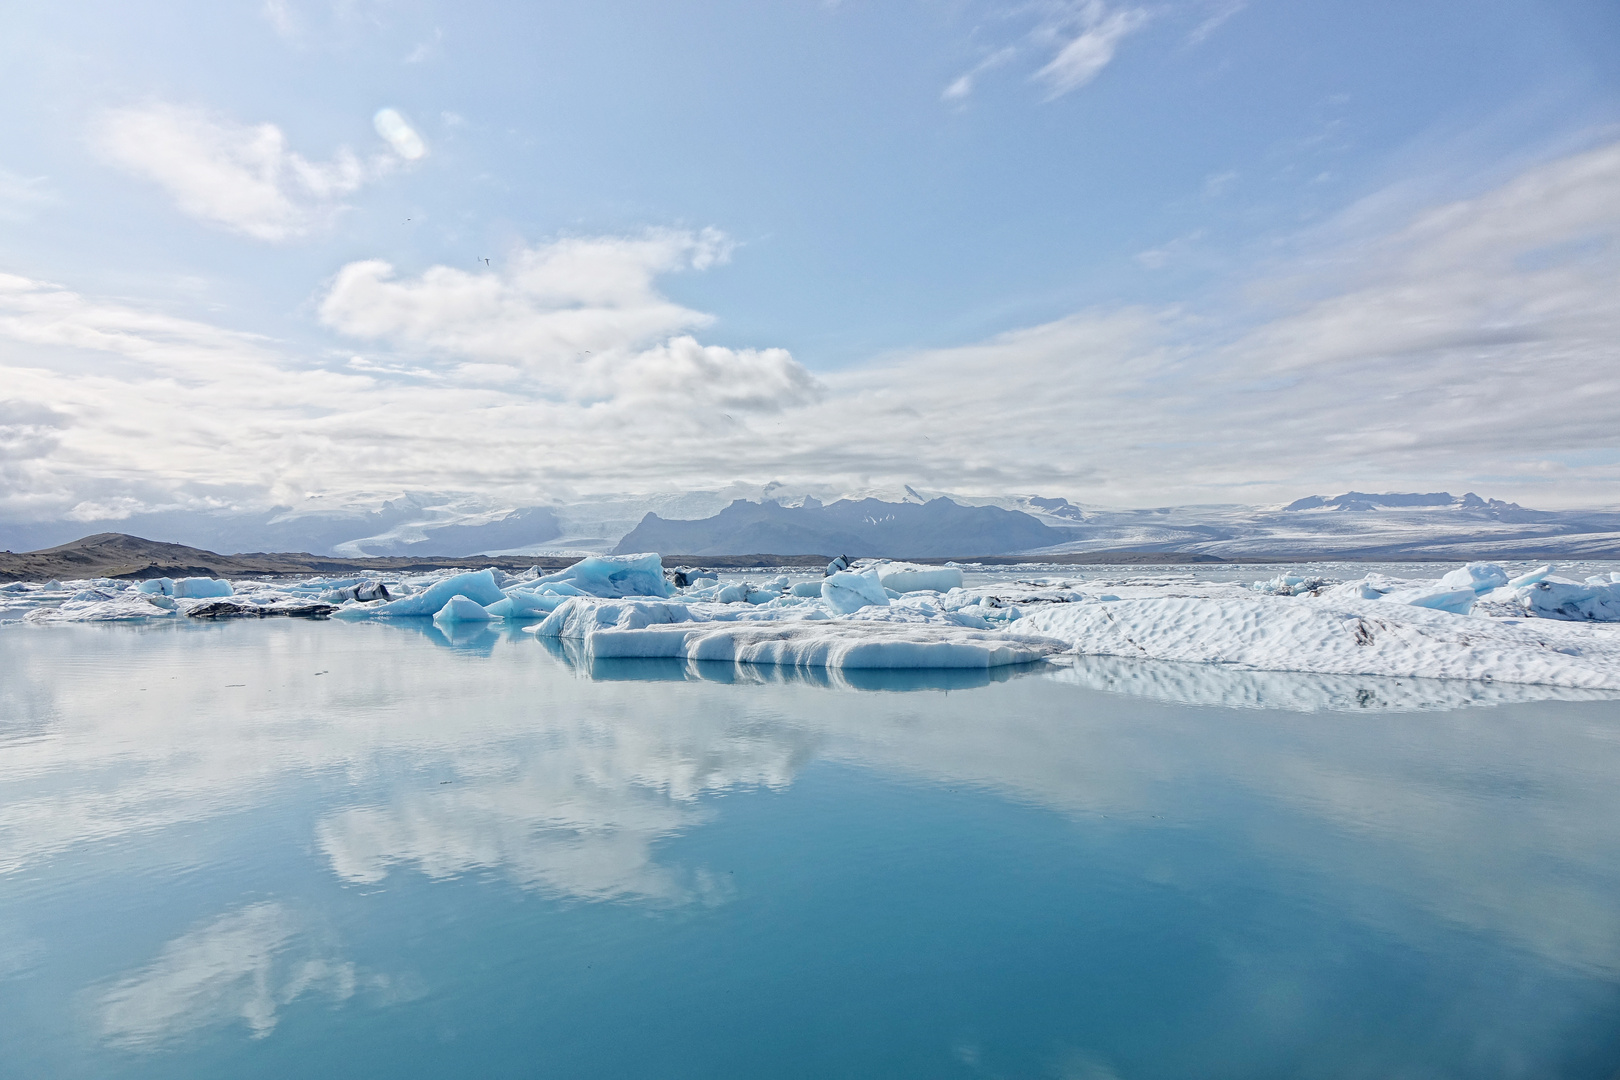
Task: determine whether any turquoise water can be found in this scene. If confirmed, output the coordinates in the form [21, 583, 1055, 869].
[2, 619, 1618, 1078]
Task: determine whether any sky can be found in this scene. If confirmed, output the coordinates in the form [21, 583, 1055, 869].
[1, 0, 1618, 521]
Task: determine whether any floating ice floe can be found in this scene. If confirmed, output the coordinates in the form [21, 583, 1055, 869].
[4, 555, 1618, 686]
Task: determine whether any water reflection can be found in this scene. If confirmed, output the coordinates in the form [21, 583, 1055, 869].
[96, 903, 357, 1049]
[533, 632, 1041, 691]
[1051, 654, 1620, 712]
[1, 619, 1618, 1070]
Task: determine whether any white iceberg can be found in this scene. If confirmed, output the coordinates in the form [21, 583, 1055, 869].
[432, 595, 494, 623]
[873, 561, 964, 594]
[340, 569, 506, 618]
[531, 553, 671, 599]
[821, 567, 890, 615]
[1017, 595, 1620, 689]
[171, 577, 233, 599]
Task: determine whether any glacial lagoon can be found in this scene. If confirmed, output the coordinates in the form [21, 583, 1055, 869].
[2, 618, 1618, 1077]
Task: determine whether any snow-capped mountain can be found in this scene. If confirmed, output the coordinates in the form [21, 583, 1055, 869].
[2, 489, 1616, 560]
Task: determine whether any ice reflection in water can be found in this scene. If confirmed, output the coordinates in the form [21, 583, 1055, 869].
[0, 618, 1617, 1074]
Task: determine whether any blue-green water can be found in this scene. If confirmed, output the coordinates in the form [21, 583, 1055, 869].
[2, 619, 1618, 1078]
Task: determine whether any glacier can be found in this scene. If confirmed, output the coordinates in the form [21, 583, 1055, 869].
[3, 554, 1618, 687]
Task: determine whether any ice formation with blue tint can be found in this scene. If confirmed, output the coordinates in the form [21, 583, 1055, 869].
[3, 555, 1618, 685]
[532, 553, 672, 599]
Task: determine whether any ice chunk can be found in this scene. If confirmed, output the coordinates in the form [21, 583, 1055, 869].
[433, 595, 494, 623]
[1439, 563, 1508, 594]
[790, 581, 823, 598]
[1507, 565, 1553, 589]
[715, 582, 750, 603]
[533, 597, 703, 639]
[1384, 587, 1478, 615]
[1518, 579, 1620, 622]
[821, 568, 890, 615]
[485, 590, 568, 619]
[171, 577, 233, 599]
[1018, 596, 1620, 688]
[532, 553, 671, 599]
[351, 569, 507, 617]
[134, 578, 175, 596]
[24, 592, 178, 622]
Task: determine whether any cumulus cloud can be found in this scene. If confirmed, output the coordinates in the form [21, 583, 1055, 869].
[319, 228, 819, 408]
[0, 141, 1617, 513]
[92, 103, 413, 241]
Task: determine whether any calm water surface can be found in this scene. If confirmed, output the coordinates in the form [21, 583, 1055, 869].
[2, 619, 1618, 1078]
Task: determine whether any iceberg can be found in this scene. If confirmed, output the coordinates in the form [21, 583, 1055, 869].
[484, 590, 567, 619]
[1017, 595, 1620, 689]
[1439, 562, 1509, 594]
[873, 562, 964, 594]
[530, 553, 671, 599]
[171, 577, 233, 599]
[433, 595, 494, 623]
[1514, 578, 1620, 622]
[344, 569, 506, 617]
[821, 568, 890, 615]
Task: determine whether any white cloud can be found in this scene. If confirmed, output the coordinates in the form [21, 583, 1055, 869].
[92, 104, 391, 241]
[942, 47, 1018, 102]
[319, 228, 818, 408]
[1, 141, 1618, 513]
[373, 108, 426, 160]
[1033, 2, 1150, 98]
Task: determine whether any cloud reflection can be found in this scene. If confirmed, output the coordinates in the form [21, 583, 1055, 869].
[96, 902, 355, 1049]
[2, 619, 1618, 981]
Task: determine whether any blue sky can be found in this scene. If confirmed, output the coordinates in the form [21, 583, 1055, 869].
[2, 0, 1618, 518]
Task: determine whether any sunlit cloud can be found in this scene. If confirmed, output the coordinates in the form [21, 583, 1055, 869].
[372, 108, 426, 160]
[92, 103, 422, 241]
[1, 141, 1618, 516]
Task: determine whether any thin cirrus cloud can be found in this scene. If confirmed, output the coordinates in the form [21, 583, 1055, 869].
[1032, 2, 1152, 98]
[0, 141, 1617, 517]
[942, 1, 1150, 102]
[92, 103, 426, 241]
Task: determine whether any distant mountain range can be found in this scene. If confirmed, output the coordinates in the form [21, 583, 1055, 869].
[614, 497, 1070, 558]
[2, 488, 1616, 561]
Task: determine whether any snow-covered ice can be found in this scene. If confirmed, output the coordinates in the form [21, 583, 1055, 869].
[3, 555, 1618, 686]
